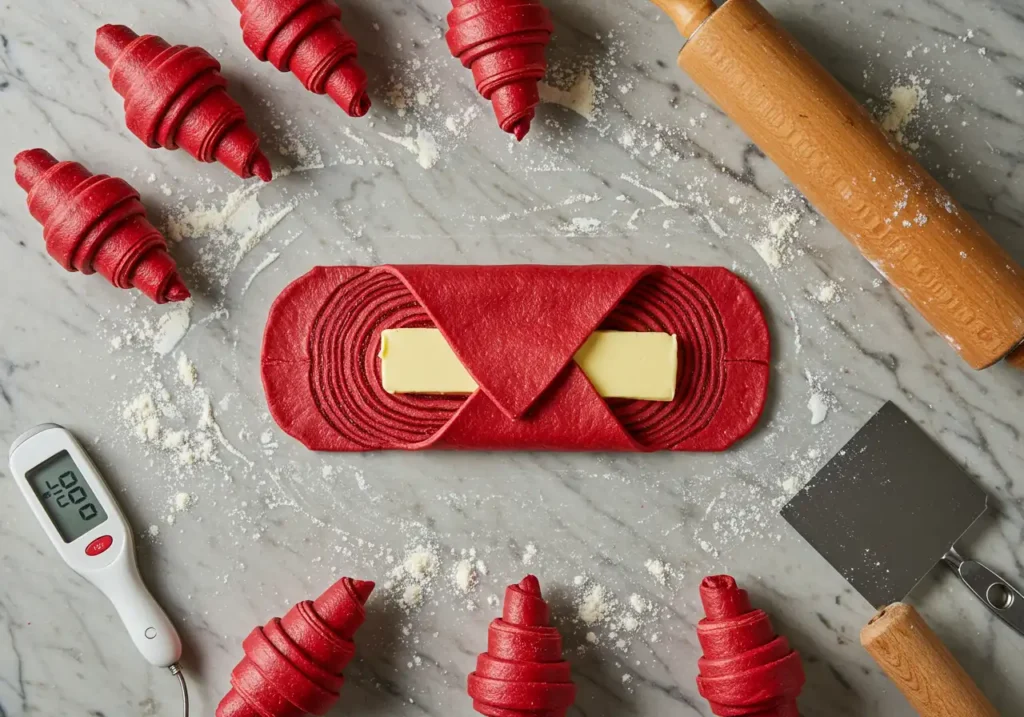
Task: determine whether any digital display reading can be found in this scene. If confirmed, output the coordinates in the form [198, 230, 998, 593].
[26, 451, 108, 543]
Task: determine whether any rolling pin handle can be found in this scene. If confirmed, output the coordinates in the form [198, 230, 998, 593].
[1005, 343, 1024, 370]
[861, 603, 998, 717]
[650, 0, 717, 38]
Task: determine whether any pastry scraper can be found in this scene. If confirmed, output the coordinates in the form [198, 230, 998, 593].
[782, 401, 1024, 636]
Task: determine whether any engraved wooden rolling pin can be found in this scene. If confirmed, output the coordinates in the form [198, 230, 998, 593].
[651, 0, 1024, 370]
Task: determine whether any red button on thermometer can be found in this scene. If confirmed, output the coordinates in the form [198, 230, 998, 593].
[9, 424, 189, 715]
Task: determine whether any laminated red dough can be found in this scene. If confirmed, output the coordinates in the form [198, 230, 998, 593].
[696, 576, 805, 717]
[446, 0, 553, 140]
[261, 265, 770, 452]
[216, 577, 374, 717]
[232, 0, 370, 117]
[95, 24, 272, 182]
[467, 575, 576, 716]
[14, 149, 189, 304]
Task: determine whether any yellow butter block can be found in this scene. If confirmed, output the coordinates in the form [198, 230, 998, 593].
[573, 331, 678, 401]
[379, 329, 677, 401]
[379, 328, 480, 395]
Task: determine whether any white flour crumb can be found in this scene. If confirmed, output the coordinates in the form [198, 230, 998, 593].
[147, 525, 160, 538]
[645, 559, 667, 585]
[176, 353, 197, 388]
[880, 80, 927, 145]
[808, 393, 829, 425]
[815, 281, 840, 305]
[487, 594, 500, 609]
[124, 393, 161, 443]
[539, 69, 597, 120]
[401, 584, 423, 609]
[403, 546, 439, 582]
[152, 300, 193, 356]
[629, 594, 648, 614]
[805, 371, 834, 426]
[753, 209, 801, 270]
[522, 544, 538, 565]
[453, 559, 477, 593]
[173, 492, 194, 512]
[565, 217, 602, 236]
[578, 584, 611, 625]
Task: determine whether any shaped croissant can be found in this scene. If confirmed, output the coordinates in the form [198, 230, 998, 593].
[217, 577, 374, 717]
[696, 575, 805, 716]
[468, 575, 576, 716]
[446, 0, 554, 140]
[232, 0, 371, 117]
[96, 24, 272, 182]
[14, 149, 189, 304]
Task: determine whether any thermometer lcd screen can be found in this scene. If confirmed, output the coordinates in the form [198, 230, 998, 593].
[25, 451, 108, 543]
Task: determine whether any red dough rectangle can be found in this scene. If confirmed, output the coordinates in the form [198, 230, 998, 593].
[260, 265, 770, 452]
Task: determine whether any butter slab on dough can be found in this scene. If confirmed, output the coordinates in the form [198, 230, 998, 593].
[573, 331, 677, 401]
[380, 329, 677, 401]
[379, 328, 479, 394]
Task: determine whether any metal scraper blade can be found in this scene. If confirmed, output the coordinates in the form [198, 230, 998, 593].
[781, 401, 988, 608]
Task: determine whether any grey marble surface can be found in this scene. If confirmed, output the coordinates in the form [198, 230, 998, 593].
[1, 0, 1023, 715]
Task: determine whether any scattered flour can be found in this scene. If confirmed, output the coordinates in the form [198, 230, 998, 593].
[645, 559, 668, 585]
[176, 353, 197, 388]
[814, 281, 840, 305]
[808, 393, 830, 426]
[578, 584, 612, 625]
[522, 544, 538, 565]
[379, 128, 441, 169]
[539, 70, 597, 121]
[165, 184, 298, 288]
[453, 559, 478, 593]
[152, 300, 193, 356]
[804, 372, 835, 426]
[564, 217, 602, 236]
[880, 79, 927, 145]
[752, 209, 802, 270]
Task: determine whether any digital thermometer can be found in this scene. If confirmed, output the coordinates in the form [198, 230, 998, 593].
[9, 424, 189, 713]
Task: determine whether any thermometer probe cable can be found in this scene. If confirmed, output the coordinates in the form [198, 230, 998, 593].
[169, 663, 190, 717]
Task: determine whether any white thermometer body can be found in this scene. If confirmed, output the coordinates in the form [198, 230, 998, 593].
[9, 424, 182, 668]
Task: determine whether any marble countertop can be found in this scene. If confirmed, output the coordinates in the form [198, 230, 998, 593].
[1, 0, 1023, 715]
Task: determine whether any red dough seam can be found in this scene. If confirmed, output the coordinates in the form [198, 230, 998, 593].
[232, 0, 371, 117]
[446, 0, 554, 140]
[95, 24, 272, 181]
[216, 577, 374, 717]
[14, 148, 189, 304]
[696, 576, 805, 717]
[468, 575, 576, 716]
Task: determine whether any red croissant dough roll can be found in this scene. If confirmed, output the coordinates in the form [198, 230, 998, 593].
[696, 576, 805, 717]
[446, 0, 554, 140]
[95, 24, 272, 182]
[468, 576, 576, 716]
[14, 149, 189, 304]
[216, 577, 374, 717]
[261, 265, 770, 452]
[232, 0, 370, 117]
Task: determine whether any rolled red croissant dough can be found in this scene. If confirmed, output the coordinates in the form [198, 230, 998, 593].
[261, 265, 770, 451]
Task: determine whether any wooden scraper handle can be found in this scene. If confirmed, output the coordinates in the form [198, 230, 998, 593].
[650, 0, 1024, 371]
[861, 603, 998, 716]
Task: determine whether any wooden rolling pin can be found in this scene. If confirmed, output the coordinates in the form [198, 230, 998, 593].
[651, 0, 1024, 370]
[861, 603, 998, 716]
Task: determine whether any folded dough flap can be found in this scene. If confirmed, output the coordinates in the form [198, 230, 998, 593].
[390, 264, 654, 419]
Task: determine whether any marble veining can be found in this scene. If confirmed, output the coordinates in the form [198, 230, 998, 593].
[1, 0, 1023, 715]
